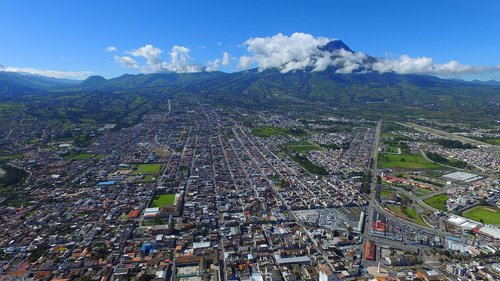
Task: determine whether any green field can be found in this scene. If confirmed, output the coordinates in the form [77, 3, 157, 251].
[137, 175, 156, 183]
[413, 187, 433, 197]
[288, 153, 328, 175]
[463, 206, 500, 225]
[483, 138, 500, 145]
[378, 153, 441, 169]
[0, 154, 23, 161]
[386, 204, 430, 227]
[252, 126, 289, 137]
[424, 194, 448, 211]
[152, 194, 176, 208]
[288, 141, 323, 154]
[134, 163, 162, 174]
[380, 187, 394, 197]
[403, 207, 430, 227]
[252, 126, 306, 138]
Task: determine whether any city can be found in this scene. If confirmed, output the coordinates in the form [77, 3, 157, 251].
[1, 96, 499, 280]
[1, 1, 500, 281]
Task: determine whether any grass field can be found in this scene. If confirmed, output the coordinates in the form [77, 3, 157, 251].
[152, 194, 176, 208]
[403, 207, 430, 227]
[380, 187, 394, 197]
[288, 141, 322, 154]
[252, 126, 306, 137]
[413, 187, 433, 197]
[134, 163, 162, 174]
[463, 206, 500, 225]
[386, 204, 430, 227]
[137, 175, 156, 183]
[424, 194, 448, 211]
[252, 127, 289, 137]
[378, 153, 441, 169]
[483, 138, 500, 145]
[0, 154, 23, 161]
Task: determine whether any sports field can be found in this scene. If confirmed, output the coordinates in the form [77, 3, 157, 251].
[135, 163, 162, 174]
[463, 206, 500, 225]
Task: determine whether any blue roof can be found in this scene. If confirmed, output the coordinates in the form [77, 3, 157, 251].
[98, 181, 116, 185]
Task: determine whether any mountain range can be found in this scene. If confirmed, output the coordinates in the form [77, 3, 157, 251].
[1, 40, 499, 116]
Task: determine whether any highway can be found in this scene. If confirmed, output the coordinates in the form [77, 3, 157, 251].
[362, 121, 447, 265]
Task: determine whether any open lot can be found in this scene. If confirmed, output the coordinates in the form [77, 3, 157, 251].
[463, 206, 500, 225]
[378, 153, 441, 169]
[424, 194, 448, 211]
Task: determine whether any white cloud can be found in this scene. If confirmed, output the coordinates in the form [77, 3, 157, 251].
[331, 50, 368, 74]
[114, 55, 139, 69]
[238, 32, 333, 73]
[168, 45, 191, 71]
[372, 55, 499, 75]
[106, 46, 117, 53]
[222, 51, 230, 66]
[0, 65, 92, 80]
[238, 56, 253, 69]
[206, 51, 232, 71]
[113, 44, 204, 73]
[127, 44, 164, 73]
[238, 32, 500, 76]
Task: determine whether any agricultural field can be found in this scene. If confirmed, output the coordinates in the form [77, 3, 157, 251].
[378, 153, 441, 169]
[424, 194, 448, 211]
[463, 206, 500, 225]
[152, 194, 176, 208]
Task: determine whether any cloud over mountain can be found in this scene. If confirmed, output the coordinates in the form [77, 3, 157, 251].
[110, 33, 499, 76]
[238, 32, 500, 76]
[372, 55, 498, 75]
[238, 32, 332, 72]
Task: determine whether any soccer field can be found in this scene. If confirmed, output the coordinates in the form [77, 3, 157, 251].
[464, 206, 500, 225]
[135, 163, 162, 174]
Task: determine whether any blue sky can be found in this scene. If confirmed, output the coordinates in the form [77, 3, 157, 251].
[1, 0, 499, 80]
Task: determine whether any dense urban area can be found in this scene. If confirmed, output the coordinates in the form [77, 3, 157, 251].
[0, 95, 499, 281]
